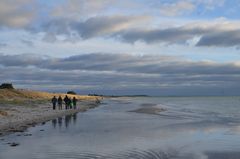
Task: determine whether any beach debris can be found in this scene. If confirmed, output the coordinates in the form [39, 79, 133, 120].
[10, 129, 24, 133]
[23, 134, 32, 136]
[9, 142, 20, 147]
[40, 129, 44, 131]
[20, 125, 28, 129]
[0, 110, 8, 116]
[27, 122, 37, 127]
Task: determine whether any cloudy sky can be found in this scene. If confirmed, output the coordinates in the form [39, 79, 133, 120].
[1, 0, 240, 96]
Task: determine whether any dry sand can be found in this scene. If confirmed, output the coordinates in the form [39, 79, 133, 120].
[0, 89, 102, 136]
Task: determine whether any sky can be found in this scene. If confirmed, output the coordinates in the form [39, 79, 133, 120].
[1, 0, 240, 96]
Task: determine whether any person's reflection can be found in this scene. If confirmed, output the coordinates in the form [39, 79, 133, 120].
[64, 113, 78, 128]
[65, 114, 72, 128]
[58, 117, 62, 128]
[73, 113, 77, 124]
[52, 119, 57, 129]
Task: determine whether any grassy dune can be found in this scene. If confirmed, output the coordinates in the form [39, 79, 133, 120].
[0, 89, 100, 105]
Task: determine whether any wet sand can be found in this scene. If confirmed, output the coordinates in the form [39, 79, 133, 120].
[128, 103, 166, 115]
[1, 97, 240, 159]
[0, 100, 100, 136]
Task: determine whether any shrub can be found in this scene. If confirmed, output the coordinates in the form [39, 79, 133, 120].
[67, 91, 77, 95]
[0, 83, 14, 89]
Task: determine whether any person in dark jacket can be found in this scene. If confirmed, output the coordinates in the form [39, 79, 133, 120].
[64, 95, 69, 109]
[73, 97, 77, 109]
[57, 96, 63, 110]
[51, 96, 57, 110]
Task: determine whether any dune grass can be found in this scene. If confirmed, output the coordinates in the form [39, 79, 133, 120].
[0, 89, 100, 106]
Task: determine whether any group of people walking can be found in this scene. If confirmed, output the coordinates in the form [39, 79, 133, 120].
[51, 95, 77, 110]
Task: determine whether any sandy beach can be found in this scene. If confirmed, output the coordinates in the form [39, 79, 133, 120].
[0, 89, 101, 136]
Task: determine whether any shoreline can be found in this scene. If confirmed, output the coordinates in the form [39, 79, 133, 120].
[0, 100, 101, 137]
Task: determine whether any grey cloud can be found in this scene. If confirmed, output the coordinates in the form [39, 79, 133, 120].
[45, 53, 240, 75]
[1, 0, 237, 49]
[116, 27, 207, 44]
[0, 53, 50, 67]
[39, 16, 240, 47]
[42, 33, 58, 43]
[196, 30, 240, 47]
[40, 15, 149, 41]
[0, 0, 236, 48]
[0, 43, 7, 48]
[1, 53, 240, 76]
[1, 53, 240, 96]
[72, 16, 121, 38]
[72, 16, 146, 39]
[1, 65, 240, 96]
[21, 39, 34, 46]
[41, 16, 198, 44]
[114, 23, 240, 47]
[41, 19, 72, 36]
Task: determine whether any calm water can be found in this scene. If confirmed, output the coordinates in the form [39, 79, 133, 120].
[1, 97, 240, 159]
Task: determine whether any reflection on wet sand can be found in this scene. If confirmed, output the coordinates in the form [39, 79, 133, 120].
[42, 149, 180, 159]
[129, 106, 165, 115]
[2, 97, 240, 159]
[57, 117, 62, 128]
[52, 119, 57, 129]
[47, 148, 240, 159]
[52, 113, 78, 129]
[206, 151, 240, 159]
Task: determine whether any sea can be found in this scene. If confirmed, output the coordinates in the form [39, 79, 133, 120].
[1, 96, 240, 159]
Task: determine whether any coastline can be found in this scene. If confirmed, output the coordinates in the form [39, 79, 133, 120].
[0, 99, 101, 137]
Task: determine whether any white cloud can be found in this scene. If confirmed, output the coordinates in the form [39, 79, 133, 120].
[51, 0, 125, 19]
[160, 1, 195, 16]
[0, 0, 236, 48]
[196, 0, 225, 10]
[0, 0, 35, 28]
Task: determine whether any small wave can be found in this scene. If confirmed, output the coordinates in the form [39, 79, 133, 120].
[47, 149, 205, 159]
